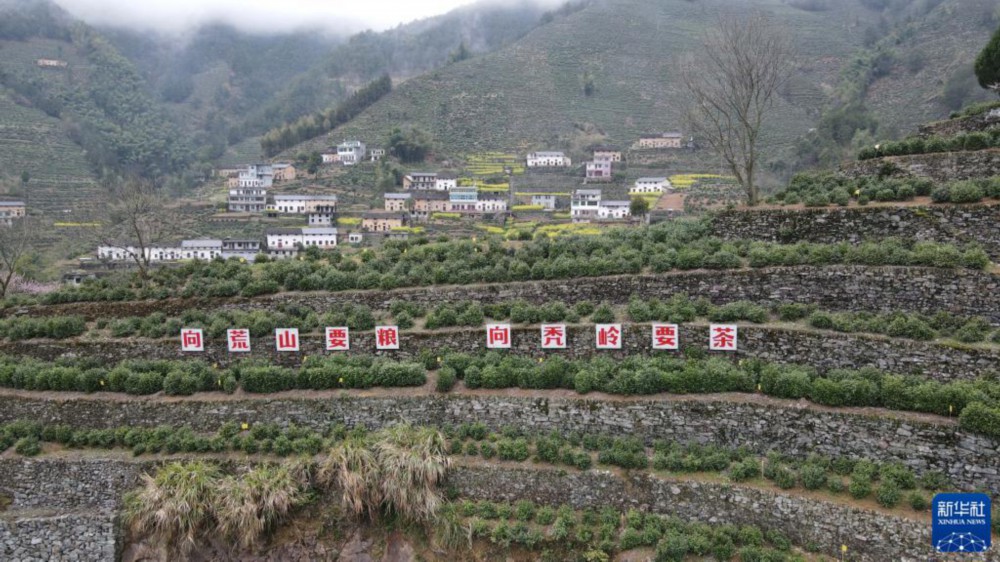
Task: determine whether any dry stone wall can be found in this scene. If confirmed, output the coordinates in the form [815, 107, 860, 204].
[0, 457, 991, 562]
[7, 323, 998, 382]
[11, 267, 1000, 324]
[449, 466, 997, 562]
[0, 511, 118, 562]
[842, 150, 1000, 183]
[711, 205, 1000, 259]
[0, 392, 995, 494]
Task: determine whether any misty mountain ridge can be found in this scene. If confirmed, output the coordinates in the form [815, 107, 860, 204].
[0, 0, 552, 195]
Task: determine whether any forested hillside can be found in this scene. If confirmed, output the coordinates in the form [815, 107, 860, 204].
[0, 0, 548, 187]
[289, 0, 999, 177]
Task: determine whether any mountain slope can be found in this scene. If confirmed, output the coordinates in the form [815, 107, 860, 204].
[289, 0, 997, 171]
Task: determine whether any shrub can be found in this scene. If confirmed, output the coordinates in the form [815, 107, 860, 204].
[948, 181, 984, 203]
[876, 481, 902, 508]
[879, 463, 915, 489]
[14, 436, 41, 456]
[931, 185, 951, 203]
[827, 478, 845, 494]
[800, 464, 827, 490]
[959, 402, 1000, 439]
[591, 304, 615, 324]
[728, 458, 761, 482]
[908, 491, 928, 511]
[771, 466, 797, 489]
[849, 478, 871, 499]
[655, 532, 690, 562]
[436, 367, 457, 393]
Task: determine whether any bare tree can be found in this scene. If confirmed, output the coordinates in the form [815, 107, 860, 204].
[682, 11, 795, 206]
[98, 177, 176, 281]
[0, 217, 31, 298]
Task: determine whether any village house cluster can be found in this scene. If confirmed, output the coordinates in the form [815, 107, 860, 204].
[177, 323, 739, 353]
[99, 131, 688, 266]
[381, 172, 509, 220]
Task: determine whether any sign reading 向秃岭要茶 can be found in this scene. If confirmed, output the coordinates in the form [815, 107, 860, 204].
[932, 493, 991, 553]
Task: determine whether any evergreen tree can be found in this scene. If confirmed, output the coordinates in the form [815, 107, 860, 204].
[974, 25, 1000, 92]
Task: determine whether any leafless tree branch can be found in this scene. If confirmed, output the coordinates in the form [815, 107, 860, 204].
[97, 177, 176, 282]
[682, 10, 795, 206]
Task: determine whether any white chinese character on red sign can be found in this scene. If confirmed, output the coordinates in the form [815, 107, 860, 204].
[709, 324, 738, 351]
[325, 327, 350, 351]
[651, 324, 678, 350]
[180, 328, 204, 352]
[375, 325, 399, 350]
[227, 329, 251, 353]
[540, 324, 566, 349]
[595, 324, 622, 349]
[275, 328, 299, 352]
[486, 323, 511, 349]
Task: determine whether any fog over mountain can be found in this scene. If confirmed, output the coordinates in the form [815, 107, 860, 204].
[51, 0, 484, 34]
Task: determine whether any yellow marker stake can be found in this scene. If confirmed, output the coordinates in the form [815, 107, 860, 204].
[241, 422, 249, 431]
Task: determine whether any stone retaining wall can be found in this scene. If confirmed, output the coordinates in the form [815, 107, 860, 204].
[0, 511, 118, 562]
[0, 457, 990, 562]
[448, 466, 991, 562]
[711, 205, 1000, 259]
[0, 393, 994, 494]
[5, 323, 996, 382]
[841, 150, 1000, 183]
[10, 267, 1000, 324]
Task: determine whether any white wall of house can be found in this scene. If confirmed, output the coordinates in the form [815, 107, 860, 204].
[526, 152, 571, 167]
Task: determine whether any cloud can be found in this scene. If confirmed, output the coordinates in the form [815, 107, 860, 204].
[52, 0, 479, 34]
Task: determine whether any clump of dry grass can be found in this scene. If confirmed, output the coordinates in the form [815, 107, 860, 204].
[317, 425, 450, 524]
[215, 461, 309, 549]
[124, 424, 451, 554]
[123, 461, 222, 555]
[124, 461, 309, 554]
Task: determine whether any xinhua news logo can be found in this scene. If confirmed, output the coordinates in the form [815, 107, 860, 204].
[932, 493, 991, 554]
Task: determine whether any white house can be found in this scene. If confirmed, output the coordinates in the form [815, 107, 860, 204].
[271, 194, 338, 214]
[632, 177, 669, 193]
[337, 141, 366, 166]
[321, 152, 339, 164]
[221, 239, 261, 261]
[571, 189, 602, 221]
[301, 227, 338, 248]
[435, 177, 458, 191]
[238, 164, 273, 188]
[526, 151, 571, 168]
[637, 132, 684, 149]
[531, 194, 557, 211]
[475, 197, 508, 214]
[266, 228, 302, 253]
[179, 239, 223, 260]
[369, 148, 386, 162]
[265, 227, 337, 252]
[228, 187, 267, 213]
[597, 200, 631, 220]
[98, 238, 256, 263]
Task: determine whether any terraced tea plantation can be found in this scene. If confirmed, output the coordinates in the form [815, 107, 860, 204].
[5, 119, 1000, 561]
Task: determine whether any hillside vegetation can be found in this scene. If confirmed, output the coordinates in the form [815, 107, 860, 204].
[292, 0, 998, 175]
